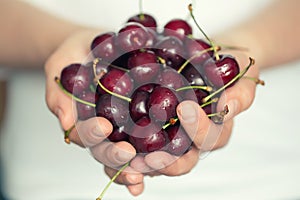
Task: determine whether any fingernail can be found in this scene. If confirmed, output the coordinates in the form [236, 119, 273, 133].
[116, 151, 134, 163]
[178, 102, 198, 124]
[226, 99, 238, 119]
[92, 125, 104, 137]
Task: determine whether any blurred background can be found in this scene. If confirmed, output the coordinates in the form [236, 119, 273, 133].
[1, 0, 300, 199]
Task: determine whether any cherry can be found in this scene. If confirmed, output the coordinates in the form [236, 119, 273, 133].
[76, 91, 97, 120]
[181, 64, 206, 86]
[184, 38, 213, 65]
[108, 125, 129, 142]
[96, 94, 129, 127]
[166, 125, 192, 156]
[155, 36, 185, 70]
[203, 55, 240, 88]
[136, 83, 158, 93]
[129, 90, 149, 122]
[157, 68, 186, 90]
[116, 22, 150, 52]
[164, 19, 192, 41]
[148, 86, 179, 122]
[127, 50, 160, 84]
[129, 116, 167, 153]
[60, 63, 91, 96]
[127, 13, 157, 30]
[97, 68, 133, 96]
[91, 32, 119, 62]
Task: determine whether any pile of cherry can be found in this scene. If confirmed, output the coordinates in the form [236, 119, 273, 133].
[56, 5, 255, 156]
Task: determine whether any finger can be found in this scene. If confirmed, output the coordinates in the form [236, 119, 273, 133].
[66, 117, 113, 147]
[127, 183, 144, 196]
[104, 165, 144, 185]
[144, 147, 200, 176]
[216, 58, 259, 121]
[90, 141, 136, 168]
[130, 155, 161, 176]
[45, 31, 98, 131]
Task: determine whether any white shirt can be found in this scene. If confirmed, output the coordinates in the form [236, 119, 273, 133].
[1, 0, 300, 200]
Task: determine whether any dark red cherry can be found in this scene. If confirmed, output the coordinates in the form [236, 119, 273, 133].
[136, 83, 158, 93]
[116, 22, 150, 52]
[127, 50, 160, 84]
[185, 38, 213, 65]
[129, 90, 149, 122]
[203, 55, 240, 88]
[129, 116, 167, 153]
[91, 32, 119, 62]
[127, 13, 157, 30]
[166, 125, 192, 156]
[164, 19, 192, 41]
[181, 64, 206, 86]
[96, 94, 129, 126]
[108, 126, 129, 142]
[157, 68, 186, 90]
[76, 91, 97, 120]
[155, 36, 185, 70]
[98, 68, 133, 96]
[148, 86, 179, 122]
[60, 63, 91, 96]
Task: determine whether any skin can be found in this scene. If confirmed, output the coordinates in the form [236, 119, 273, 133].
[0, 0, 300, 197]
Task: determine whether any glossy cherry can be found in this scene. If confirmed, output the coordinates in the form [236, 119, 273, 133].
[60, 63, 91, 96]
[164, 19, 192, 41]
[127, 13, 157, 30]
[166, 125, 192, 156]
[129, 116, 167, 153]
[98, 68, 133, 96]
[148, 86, 179, 122]
[203, 54, 240, 88]
[127, 50, 160, 84]
[91, 32, 119, 62]
[116, 22, 150, 52]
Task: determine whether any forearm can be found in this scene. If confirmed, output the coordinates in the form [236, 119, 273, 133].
[0, 0, 87, 68]
[217, 0, 300, 70]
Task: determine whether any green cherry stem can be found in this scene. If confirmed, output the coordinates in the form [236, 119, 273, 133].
[176, 85, 213, 92]
[243, 76, 265, 86]
[55, 77, 96, 107]
[177, 46, 220, 73]
[64, 124, 75, 144]
[202, 57, 255, 103]
[188, 4, 220, 60]
[96, 162, 130, 200]
[139, 0, 145, 20]
[97, 80, 132, 102]
[163, 117, 179, 130]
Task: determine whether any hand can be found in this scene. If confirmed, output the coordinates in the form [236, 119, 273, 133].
[104, 50, 260, 196]
[45, 30, 136, 168]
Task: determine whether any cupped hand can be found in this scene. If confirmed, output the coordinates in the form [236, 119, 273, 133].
[45, 29, 136, 168]
[104, 49, 261, 196]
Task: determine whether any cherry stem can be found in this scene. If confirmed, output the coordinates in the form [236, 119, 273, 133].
[55, 77, 96, 107]
[96, 162, 130, 200]
[202, 57, 255, 103]
[163, 117, 179, 130]
[207, 105, 229, 118]
[176, 85, 212, 92]
[97, 80, 132, 102]
[218, 44, 249, 51]
[139, 0, 145, 20]
[177, 46, 220, 73]
[157, 56, 166, 65]
[243, 76, 265, 86]
[64, 124, 75, 144]
[200, 97, 219, 108]
[188, 4, 219, 60]
[94, 58, 130, 73]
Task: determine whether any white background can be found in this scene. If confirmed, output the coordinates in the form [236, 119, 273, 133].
[1, 0, 300, 200]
